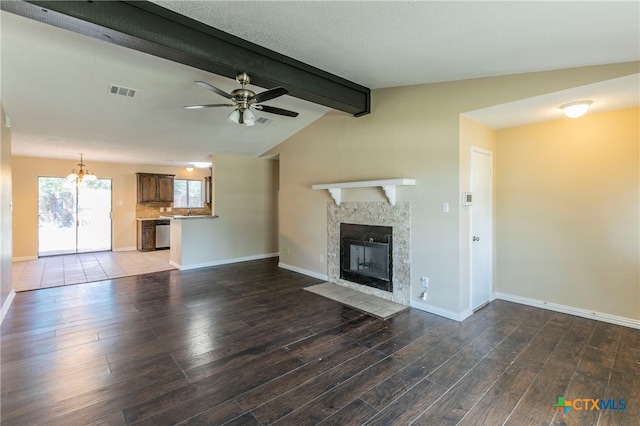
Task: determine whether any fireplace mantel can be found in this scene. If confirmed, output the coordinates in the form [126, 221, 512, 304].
[312, 179, 416, 206]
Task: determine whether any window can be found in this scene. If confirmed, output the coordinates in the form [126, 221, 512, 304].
[173, 179, 203, 208]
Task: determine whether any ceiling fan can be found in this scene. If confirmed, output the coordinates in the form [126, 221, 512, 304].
[184, 72, 299, 126]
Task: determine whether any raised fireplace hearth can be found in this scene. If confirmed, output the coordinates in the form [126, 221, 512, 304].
[340, 223, 392, 292]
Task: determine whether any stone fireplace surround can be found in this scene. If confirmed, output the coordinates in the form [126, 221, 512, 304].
[327, 201, 411, 305]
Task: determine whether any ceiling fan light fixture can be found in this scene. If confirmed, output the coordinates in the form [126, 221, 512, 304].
[560, 100, 592, 118]
[243, 109, 256, 126]
[227, 109, 240, 124]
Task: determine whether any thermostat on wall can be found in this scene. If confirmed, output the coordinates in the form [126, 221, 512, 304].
[462, 192, 473, 206]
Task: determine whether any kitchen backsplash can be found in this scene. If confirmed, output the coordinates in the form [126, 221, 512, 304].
[136, 203, 212, 219]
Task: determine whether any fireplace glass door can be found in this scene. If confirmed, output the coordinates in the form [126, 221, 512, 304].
[340, 223, 393, 292]
[344, 239, 389, 281]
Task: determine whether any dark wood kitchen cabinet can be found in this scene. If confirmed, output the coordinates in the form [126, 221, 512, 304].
[137, 220, 156, 251]
[137, 173, 174, 203]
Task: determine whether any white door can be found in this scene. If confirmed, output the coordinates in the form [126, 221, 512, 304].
[470, 148, 493, 310]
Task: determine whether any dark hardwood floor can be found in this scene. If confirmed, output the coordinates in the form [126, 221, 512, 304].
[1, 258, 638, 425]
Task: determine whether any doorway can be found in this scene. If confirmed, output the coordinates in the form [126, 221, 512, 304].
[38, 177, 112, 257]
[470, 147, 493, 310]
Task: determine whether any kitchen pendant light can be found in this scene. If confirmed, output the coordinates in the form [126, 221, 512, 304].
[66, 154, 97, 183]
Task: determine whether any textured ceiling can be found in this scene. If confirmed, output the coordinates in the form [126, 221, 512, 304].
[2, 1, 639, 166]
[153, 1, 639, 88]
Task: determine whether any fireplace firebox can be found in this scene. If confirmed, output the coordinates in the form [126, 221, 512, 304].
[340, 223, 392, 292]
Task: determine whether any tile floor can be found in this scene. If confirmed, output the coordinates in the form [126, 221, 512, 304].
[305, 282, 408, 319]
[12, 250, 175, 292]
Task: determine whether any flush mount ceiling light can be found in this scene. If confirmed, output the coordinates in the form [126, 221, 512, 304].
[66, 153, 97, 183]
[193, 162, 212, 168]
[560, 100, 593, 118]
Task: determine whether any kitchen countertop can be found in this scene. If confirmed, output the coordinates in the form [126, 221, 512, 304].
[136, 217, 166, 221]
[159, 215, 219, 220]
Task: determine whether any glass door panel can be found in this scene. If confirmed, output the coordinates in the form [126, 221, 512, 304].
[77, 179, 112, 253]
[38, 177, 112, 256]
[38, 177, 78, 256]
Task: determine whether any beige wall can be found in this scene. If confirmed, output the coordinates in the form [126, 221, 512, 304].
[1, 105, 13, 312]
[496, 107, 639, 320]
[11, 156, 210, 259]
[210, 153, 279, 259]
[267, 62, 638, 319]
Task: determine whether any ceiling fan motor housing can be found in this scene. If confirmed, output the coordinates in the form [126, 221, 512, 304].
[236, 72, 251, 85]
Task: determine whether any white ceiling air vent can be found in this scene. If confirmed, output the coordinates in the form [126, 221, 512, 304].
[108, 84, 136, 98]
[255, 117, 273, 125]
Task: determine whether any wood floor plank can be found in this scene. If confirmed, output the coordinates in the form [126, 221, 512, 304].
[456, 366, 536, 426]
[2, 258, 637, 425]
[598, 368, 640, 426]
[360, 337, 467, 410]
[364, 379, 445, 425]
[317, 398, 379, 425]
[173, 400, 246, 426]
[129, 355, 305, 425]
[412, 357, 508, 425]
[249, 349, 387, 424]
[274, 351, 428, 425]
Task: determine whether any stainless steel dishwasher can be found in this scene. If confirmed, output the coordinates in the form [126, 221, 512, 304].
[155, 219, 171, 249]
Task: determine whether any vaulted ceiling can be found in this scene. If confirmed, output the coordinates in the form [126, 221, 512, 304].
[2, 1, 638, 166]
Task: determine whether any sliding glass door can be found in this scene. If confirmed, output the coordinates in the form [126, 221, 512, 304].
[38, 177, 112, 257]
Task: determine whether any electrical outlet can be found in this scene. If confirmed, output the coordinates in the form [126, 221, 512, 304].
[160, 207, 164, 212]
[167, 207, 172, 212]
[284, 248, 290, 255]
[421, 277, 429, 288]
[320, 255, 324, 263]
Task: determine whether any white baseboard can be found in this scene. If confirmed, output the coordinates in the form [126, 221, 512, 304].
[171, 253, 279, 271]
[12, 256, 37, 262]
[1, 290, 16, 325]
[494, 292, 640, 329]
[278, 262, 328, 281]
[113, 246, 137, 252]
[411, 298, 473, 322]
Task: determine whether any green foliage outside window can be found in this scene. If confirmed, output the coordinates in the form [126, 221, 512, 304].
[174, 179, 203, 208]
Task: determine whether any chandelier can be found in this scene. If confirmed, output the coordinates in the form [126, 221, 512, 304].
[66, 154, 97, 182]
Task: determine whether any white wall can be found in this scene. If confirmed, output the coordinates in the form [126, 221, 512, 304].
[1, 105, 14, 318]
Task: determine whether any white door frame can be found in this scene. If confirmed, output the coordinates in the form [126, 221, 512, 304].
[469, 146, 494, 310]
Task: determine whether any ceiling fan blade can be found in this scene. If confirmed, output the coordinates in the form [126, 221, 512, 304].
[255, 104, 299, 117]
[194, 81, 233, 99]
[184, 104, 234, 109]
[253, 87, 288, 103]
